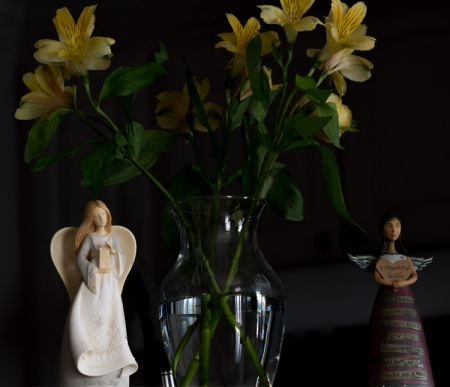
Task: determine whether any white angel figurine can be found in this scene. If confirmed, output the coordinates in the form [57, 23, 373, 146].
[348, 214, 434, 386]
[51, 200, 138, 386]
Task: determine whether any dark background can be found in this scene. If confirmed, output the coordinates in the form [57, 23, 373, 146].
[2, 0, 450, 385]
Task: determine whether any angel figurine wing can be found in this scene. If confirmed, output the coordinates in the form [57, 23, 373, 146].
[409, 256, 433, 271]
[348, 253, 377, 271]
[50, 225, 136, 302]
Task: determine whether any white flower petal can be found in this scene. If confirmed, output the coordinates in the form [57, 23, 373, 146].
[292, 16, 323, 32]
[258, 5, 285, 25]
[34, 40, 68, 64]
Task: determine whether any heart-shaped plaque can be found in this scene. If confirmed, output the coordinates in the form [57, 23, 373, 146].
[376, 256, 412, 281]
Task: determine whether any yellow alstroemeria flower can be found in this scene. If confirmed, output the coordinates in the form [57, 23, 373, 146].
[155, 77, 223, 135]
[34, 5, 115, 78]
[15, 65, 74, 121]
[258, 0, 322, 43]
[308, 0, 375, 64]
[314, 93, 355, 142]
[215, 14, 279, 78]
[323, 48, 374, 96]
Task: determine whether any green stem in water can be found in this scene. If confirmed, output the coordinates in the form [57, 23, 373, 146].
[172, 319, 200, 375]
[174, 90, 280, 387]
[180, 353, 199, 387]
[199, 294, 212, 386]
[219, 297, 270, 387]
[177, 294, 270, 387]
[208, 195, 220, 274]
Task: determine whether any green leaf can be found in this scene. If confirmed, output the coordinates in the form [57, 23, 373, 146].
[272, 40, 283, 67]
[102, 129, 177, 186]
[283, 115, 331, 139]
[80, 140, 117, 199]
[249, 100, 269, 131]
[115, 132, 128, 148]
[318, 145, 364, 232]
[266, 164, 304, 221]
[99, 62, 167, 101]
[184, 62, 219, 143]
[124, 93, 136, 118]
[230, 98, 251, 130]
[295, 75, 317, 91]
[154, 41, 169, 65]
[278, 138, 319, 153]
[24, 109, 71, 162]
[168, 165, 211, 201]
[259, 70, 271, 111]
[246, 35, 262, 100]
[31, 140, 99, 172]
[316, 102, 341, 148]
[131, 121, 144, 158]
[123, 94, 139, 156]
[184, 61, 223, 169]
[241, 135, 269, 195]
[161, 165, 211, 257]
[246, 35, 271, 110]
[307, 89, 332, 104]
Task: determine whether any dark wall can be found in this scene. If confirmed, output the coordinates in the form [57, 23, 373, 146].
[2, 0, 450, 385]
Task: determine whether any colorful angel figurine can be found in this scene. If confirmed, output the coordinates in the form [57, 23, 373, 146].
[51, 200, 138, 386]
[349, 214, 434, 386]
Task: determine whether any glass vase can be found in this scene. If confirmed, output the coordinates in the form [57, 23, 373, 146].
[159, 196, 285, 386]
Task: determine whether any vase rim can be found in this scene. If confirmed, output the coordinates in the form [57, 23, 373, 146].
[172, 195, 262, 205]
[165, 195, 266, 213]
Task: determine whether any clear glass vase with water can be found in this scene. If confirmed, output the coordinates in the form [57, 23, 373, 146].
[159, 196, 285, 386]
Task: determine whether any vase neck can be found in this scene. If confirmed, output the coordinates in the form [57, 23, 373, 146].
[168, 196, 264, 261]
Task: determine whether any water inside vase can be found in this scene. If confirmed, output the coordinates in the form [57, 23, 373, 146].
[159, 293, 285, 386]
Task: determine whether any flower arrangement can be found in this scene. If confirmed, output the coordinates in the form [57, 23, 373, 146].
[15, 0, 375, 385]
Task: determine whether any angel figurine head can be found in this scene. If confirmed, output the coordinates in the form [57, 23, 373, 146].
[379, 213, 408, 255]
[74, 200, 112, 254]
[348, 213, 432, 277]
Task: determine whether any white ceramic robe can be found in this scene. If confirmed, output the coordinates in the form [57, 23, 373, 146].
[52, 227, 138, 386]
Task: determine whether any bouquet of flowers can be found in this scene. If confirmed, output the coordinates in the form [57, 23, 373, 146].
[15, 0, 375, 385]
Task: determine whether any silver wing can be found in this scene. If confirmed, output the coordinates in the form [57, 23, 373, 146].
[347, 253, 377, 271]
[409, 256, 433, 271]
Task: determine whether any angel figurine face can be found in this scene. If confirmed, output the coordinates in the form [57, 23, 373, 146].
[74, 200, 112, 254]
[93, 207, 108, 228]
[383, 217, 401, 243]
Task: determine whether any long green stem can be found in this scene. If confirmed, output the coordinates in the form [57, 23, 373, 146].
[273, 47, 294, 140]
[129, 155, 176, 204]
[209, 195, 220, 274]
[219, 297, 269, 387]
[174, 48, 287, 386]
[223, 151, 278, 293]
[172, 319, 200, 375]
[74, 110, 110, 142]
[180, 353, 199, 387]
[317, 72, 328, 87]
[82, 75, 119, 134]
[191, 134, 214, 187]
[177, 294, 270, 387]
[199, 294, 212, 386]
[195, 153, 278, 387]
